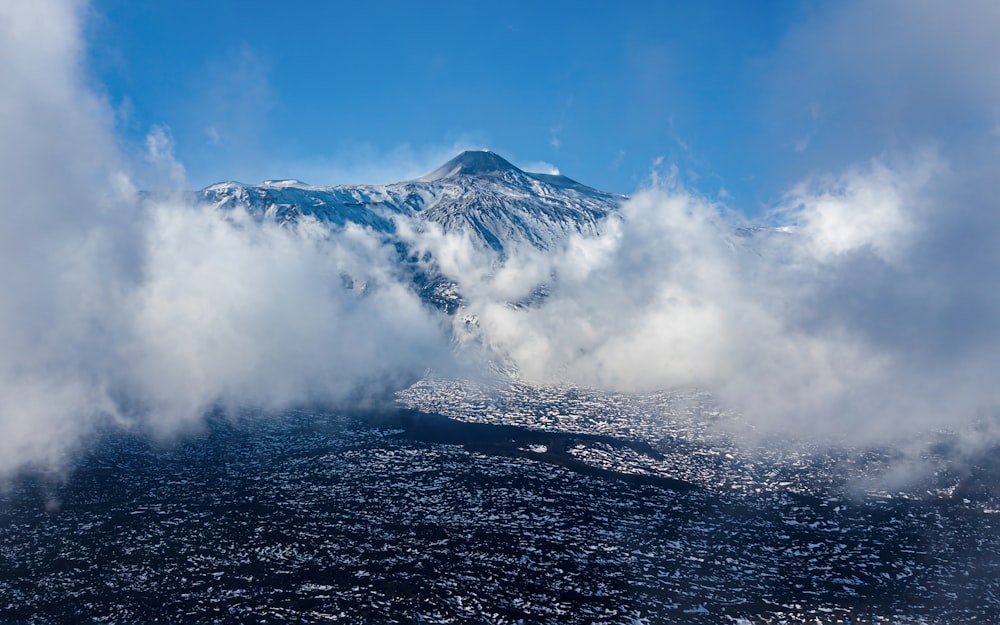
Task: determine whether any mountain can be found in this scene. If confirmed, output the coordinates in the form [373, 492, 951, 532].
[197, 151, 625, 313]
[198, 150, 625, 255]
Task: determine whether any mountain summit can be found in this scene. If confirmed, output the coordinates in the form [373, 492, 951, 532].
[419, 150, 522, 181]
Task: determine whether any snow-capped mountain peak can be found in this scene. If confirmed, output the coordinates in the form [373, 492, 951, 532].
[198, 151, 625, 254]
[417, 150, 522, 182]
[196, 151, 626, 312]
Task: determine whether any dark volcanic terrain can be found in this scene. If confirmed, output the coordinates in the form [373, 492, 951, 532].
[1, 381, 999, 624]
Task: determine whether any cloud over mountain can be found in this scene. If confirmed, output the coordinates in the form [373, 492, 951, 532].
[3, 0, 1000, 480]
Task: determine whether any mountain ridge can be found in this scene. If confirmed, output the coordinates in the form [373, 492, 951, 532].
[199, 150, 626, 254]
[196, 150, 626, 313]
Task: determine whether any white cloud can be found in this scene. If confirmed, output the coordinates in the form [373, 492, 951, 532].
[144, 125, 187, 189]
[0, 0, 133, 472]
[5, 0, 1000, 480]
[122, 203, 452, 433]
[0, 0, 453, 477]
[516, 160, 560, 176]
[774, 154, 937, 264]
[408, 148, 1000, 449]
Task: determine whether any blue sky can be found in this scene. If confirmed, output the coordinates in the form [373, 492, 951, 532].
[85, 1, 1000, 212]
[86, 1, 817, 209]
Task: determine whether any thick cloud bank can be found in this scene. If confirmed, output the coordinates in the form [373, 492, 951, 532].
[0, 0, 451, 477]
[430, 152, 1000, 445]
[3, 0, 1000, 478]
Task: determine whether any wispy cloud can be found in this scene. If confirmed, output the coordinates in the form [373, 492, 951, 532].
[278, 137, 491, 187]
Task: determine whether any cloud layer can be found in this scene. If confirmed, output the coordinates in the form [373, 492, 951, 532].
[403, 0, 1000, 448]
[434, 151, 1000, 445]
[0, 0, 452, 477]
[3, 0, 1000, 478]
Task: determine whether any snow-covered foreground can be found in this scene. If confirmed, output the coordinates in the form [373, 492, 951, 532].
[1, 379, 998, 624]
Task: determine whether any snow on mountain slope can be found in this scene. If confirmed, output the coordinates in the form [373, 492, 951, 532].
[197, 150, 625, 255]
[413, 151, 622, 253]
[198, 180, 399, 232]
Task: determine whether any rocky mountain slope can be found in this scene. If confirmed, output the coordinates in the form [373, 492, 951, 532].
[198, 150, 624, 255]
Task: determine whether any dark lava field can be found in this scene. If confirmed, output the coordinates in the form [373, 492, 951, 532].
[1, 381, 999, 624]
